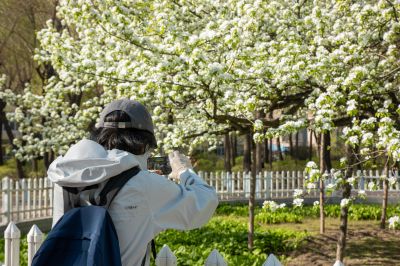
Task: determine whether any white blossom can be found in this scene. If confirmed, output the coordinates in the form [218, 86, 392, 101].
[293, 198, 304, 208]
[340, 198, 351, 208]
[388, 216, 400, 229]
[293, 189, 304, 198]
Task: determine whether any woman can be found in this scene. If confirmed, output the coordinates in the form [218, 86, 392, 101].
[48, 99, 218, 266]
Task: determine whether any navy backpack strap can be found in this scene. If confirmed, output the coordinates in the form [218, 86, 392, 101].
[151, 239, 157, 259]
[98, 166, 141, 209]
[62, 166, 140, 210]
[141, 239, 157, 266]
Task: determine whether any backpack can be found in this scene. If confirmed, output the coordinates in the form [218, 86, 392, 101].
[32, 166, 155, 266]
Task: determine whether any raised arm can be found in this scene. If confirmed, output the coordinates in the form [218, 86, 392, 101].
[146, 152, 218, 231]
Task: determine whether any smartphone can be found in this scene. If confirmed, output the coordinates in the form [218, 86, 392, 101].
[147, 156, 172, 175]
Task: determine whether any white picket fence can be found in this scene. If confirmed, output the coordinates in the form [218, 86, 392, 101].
[198, 169, 400, 200]
[1, 169, 399, 225]
[0, 177, 53, 225]
[2, 221, 283, 266]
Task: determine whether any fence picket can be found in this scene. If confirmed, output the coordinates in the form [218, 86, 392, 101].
[281, 171, 285, 197]
[21, 180, 26, 221]
[205, 249, 227, 266]
[39, 179, 43, 216]
[27, 225, 43, 266]
[263, 254, 282, 266]
[27, 179, 32, 220]
[15, 181, 20, 222]
[155, 244, 177, 266]
[4, 221, 20, 266]
[256, 172, 261, 198]
[2, 177, 10, 224]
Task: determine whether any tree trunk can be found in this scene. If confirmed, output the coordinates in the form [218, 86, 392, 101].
[2, 112, 24, 179]
[49, 150, 55, 164]
[269, 139, 273, 169]
[319, 133, 326, 234]
[324, 132, 332, 171]
[243, 133, 252, 172]
[0, 102, 4, 166]
[248, 137, 258, 250]
[264, 138, 269, 164]
[314, 131, 321, 160]
[380, 161, 390, 229]
[32, 159, 38, 172]
[44, 152, 50, 169]
[336, 144, 355, 262]
[231, 132, 237, 167]
[256, 140, 263, 172]
[289, 134, 293, 157]
[295, 132, 299, 159]
[277, 137, 283, 161]
[309, 129, 313, 161]
[0, 118, 3, 165]
[224, 133, 232, 172]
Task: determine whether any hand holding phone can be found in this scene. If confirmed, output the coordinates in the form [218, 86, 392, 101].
[168, 151, 193, 180]
[147, 156, 172, 176]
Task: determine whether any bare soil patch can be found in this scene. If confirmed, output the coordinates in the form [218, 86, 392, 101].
[282, 219, 400, 266]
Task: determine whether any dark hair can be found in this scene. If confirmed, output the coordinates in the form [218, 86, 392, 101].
[91, 110, 157, 155]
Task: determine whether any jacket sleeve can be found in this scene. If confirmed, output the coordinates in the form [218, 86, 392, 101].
[145, 169, 219, 231]
[52, 183, 65, 227]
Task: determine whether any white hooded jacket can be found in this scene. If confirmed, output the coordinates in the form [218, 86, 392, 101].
[48, 139, 219, 266]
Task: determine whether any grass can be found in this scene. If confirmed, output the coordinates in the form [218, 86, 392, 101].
[0, 158, 18, 178]
[154, 216, 308, 265]
[0, 158, 46, 179]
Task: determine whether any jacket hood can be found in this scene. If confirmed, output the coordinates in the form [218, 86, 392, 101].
[48, 139, 148, 187]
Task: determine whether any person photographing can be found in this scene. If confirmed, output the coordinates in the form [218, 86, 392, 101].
[35, 99, 218, 266]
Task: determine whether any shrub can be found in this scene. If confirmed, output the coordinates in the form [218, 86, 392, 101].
[156, 218, 307, 265]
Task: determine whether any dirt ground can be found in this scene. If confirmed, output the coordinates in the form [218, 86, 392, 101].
[279, 218, 400, 266]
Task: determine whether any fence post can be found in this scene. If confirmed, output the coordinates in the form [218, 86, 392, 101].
[155, 244, 177, 266]
[210, 172, 215, 194]
[216, 172, 220, 197]
[245, 171, 250, 198]
[33, 178, 38, 218]
[265, 171, 271, 199]
[358, 170, 364, 190]
[291, 171, 296, 195]
[271, 171, 275, 199]
[27, 179, 32, 219]
[27, 224, 43, 266]
[21, 179, 27, 221]
[204, 249, 227, 266]
[15, 181, 20, 222]
[232, 172, 237, 197]
[262, 254, 282, 266]
[2, 177, 11, 224]
[280, 171, 285, 198]
[376, 169, 381, 190]
[221, 171, 226, 200]
[198, 171, 203, 179]
[227, 172, 233, 199]
[4, 221, 20, 266]
[256, 172, 261, 199]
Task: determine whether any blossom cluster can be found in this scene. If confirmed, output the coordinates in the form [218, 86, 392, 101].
[3, 0, 400, 169]
[262, 200, 286, 212]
